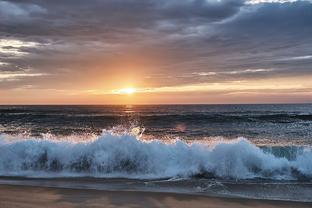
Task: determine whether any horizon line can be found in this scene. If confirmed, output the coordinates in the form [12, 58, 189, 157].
[0, 102, 311, 106]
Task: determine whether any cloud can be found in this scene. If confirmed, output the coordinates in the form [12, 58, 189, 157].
[0, 61, 9, 66]
[192, 72, 218, 76]
[91, 75, 312, 95]
[0, 38, 40, 57]
[0, 1, 45, 23]
[279, 55, 312, 61]
[247, 0, 312, 4]
[193, 68, 275, 76]
[0, 0, 244, 39]
[0, 72, 45, 80]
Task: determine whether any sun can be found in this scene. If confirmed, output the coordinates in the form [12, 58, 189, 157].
[121, 88, 136, 95]
[114, 87, 136, 95]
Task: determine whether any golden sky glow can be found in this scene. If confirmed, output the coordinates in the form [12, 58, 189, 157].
[1, 74, 311, 104]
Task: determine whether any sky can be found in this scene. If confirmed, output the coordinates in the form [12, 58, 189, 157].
[0, 0, 312, 104]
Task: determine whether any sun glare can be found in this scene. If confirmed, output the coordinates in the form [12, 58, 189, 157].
[113, 88, 136, 95]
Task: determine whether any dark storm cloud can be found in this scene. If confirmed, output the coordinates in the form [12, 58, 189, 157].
[160, 1, 312, 83]
[0, 0, 244, 38]
[214, 1, 312, 76]
[0, 0, 312, 90]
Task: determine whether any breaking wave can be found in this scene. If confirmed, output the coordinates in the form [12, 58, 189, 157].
[0, 132, 311, 180]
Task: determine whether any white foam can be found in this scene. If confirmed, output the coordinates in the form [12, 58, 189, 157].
[0, 132, 311, 180]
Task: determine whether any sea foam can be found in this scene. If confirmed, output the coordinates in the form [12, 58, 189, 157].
[0, 132, 311, 180]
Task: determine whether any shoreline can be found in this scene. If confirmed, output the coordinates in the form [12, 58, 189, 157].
[1, 184, 312, 208]
[1, 176, 312, 203]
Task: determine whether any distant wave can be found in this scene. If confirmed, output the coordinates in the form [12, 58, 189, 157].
[2, 111, 312, 123]
[0, 132, 311, 180]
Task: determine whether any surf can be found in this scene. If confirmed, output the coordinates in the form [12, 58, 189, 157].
[0, 131, 311, 180]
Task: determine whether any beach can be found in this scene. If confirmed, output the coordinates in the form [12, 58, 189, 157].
[1, 184, 311, 208]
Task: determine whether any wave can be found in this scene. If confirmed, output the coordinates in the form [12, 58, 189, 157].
[2, 107, 312, 123]
[0, 132, 311, 180]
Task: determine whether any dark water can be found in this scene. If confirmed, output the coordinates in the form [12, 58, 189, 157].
[1, 104, 312, 145]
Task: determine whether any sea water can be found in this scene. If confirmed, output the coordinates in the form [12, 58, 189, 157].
[0, 104, 312, 201]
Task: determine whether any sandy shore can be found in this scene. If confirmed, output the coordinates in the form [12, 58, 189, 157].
[0, 184, 311, 208]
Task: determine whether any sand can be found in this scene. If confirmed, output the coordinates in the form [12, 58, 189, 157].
[0, 184, 311, 208]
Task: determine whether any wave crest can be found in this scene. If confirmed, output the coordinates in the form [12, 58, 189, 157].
[0, 132, 311, 180]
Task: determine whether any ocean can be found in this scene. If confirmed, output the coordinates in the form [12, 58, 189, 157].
[0, 104, 312, 201]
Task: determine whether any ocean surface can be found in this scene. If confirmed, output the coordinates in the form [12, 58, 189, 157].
[0, 104, 312, 201]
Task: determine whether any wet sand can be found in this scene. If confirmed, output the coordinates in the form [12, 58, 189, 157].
[0, 184, 311, 208]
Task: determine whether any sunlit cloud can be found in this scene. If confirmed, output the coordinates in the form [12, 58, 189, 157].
[225, 68, 275, 74]
[0, 61, 9, 66]
[137, 82, 305, 93]
[279, 55, 312, 61]
[0, 72, 46, 81]
[89, 76, 310, 96]
[193, 68, 274, 76]
[192, 72, 218, 76]
[0, 39, 39, 56]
